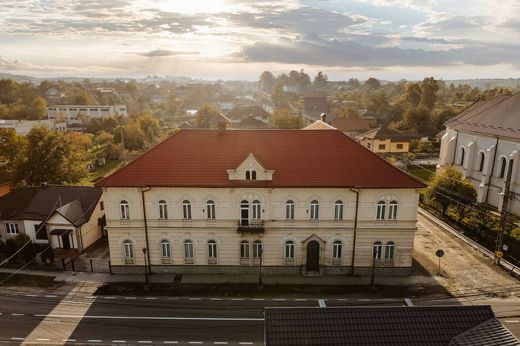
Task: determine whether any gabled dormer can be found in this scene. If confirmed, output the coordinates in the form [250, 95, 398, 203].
[227, 153, 275, 181]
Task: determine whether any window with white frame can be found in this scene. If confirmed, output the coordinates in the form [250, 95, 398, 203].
[120, 200, 130, 219]
[240, 240, 250, 258]
[388, 201, 398, 220]
[253, 240, 262, 258]
[372, 241, 382, 260]
[334, 200, 343, 220]
[184, 240, 194, 259]
[376, 201, 386, 220]
[333, 240, 342, 259]
[309, 200, 319, 220]
[385, 241, 395, 260]
[123, 240, 134, 259]
[6, 223, 19, 234]
[252, 200, 261, 219]
[285, 240, 295, 259]
[208, 240, 217, 258]
[182, 200, 192, 219]
[158, 200, 168, 219]
[285, 200, 295, 220]
[161, 239, 171, 258]
[206, 200, 216, 219]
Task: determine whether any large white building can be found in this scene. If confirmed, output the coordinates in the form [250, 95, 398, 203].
[47, 105, 127, 124]
[96, 129, 424, 276]
[438, 92, 520, 215]
[0, 119, 67, 135]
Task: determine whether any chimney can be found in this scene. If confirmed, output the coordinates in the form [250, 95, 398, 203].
[320, 113, 327, 123]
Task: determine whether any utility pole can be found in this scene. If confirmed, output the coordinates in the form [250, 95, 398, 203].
[495, 160, 514, 265]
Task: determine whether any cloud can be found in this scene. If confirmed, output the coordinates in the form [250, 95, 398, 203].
[137, 49, 199, 57]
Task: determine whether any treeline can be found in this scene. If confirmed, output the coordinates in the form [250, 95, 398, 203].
[0, 79, 47, 119]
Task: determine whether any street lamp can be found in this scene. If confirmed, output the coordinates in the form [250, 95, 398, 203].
[142, 247, 149, 284]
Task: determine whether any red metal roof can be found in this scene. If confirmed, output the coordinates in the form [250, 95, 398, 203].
[96, 130, 425, 189]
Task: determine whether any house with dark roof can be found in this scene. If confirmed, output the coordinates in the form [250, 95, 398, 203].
[438, 92, 520, 216]
[331, 117, 376, 138]
[356, 126, 415, 154]
[226, 105, 270, 124]
[96, 129, 424, 276]
[264, 305, 519, 346]
[0, 185, 105, 253]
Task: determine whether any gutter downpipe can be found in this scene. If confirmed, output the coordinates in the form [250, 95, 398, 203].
[349, 188, 360, 275]
[141, 187, 152, 273]
[485, 136, 499, 204]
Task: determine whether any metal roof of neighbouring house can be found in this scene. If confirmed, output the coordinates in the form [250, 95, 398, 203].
[95, 129, 425, 189]
[264, 306, 519, 346]
[356, 126, 416, 142]
[331, 118, 373, 133]
[0, 185, 102, 223]
[233, 115, 269, 129]
[444, 92, 520, 140]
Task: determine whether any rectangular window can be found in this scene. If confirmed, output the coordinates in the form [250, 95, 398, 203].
[240, 243, 250, 259]
[310, 204, 319, 220]
[376, 203, 386, 220]
[6, 223, 19, 234]
[334, 204, 343, 220]
[252, 203, 261, 219]
[208, 242, 217, 258]
[378, 144, 386, 150]
[286, 203, 295, 220]
[333, 243, 342, 259]
[121, 204, 130, 220]
[207, 203, 216, 219]
[373, 245, 382, 260]
[183, 204, 192, 219]
[285, 243, 294, 259]
[396, 143, 404, 149]
[161, 242, 171, 258]
[385, 244, 395, 260]
[159, 203, 168, 219]
[124, 243, 134, 259]
[253, 242, 262, 258]
[184, 242, 194, 258]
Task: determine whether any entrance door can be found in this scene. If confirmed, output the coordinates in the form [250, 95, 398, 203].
[306, 241, 320, 271]
[61, 234, 71, 249]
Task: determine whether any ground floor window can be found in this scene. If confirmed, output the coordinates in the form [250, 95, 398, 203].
[332, 241, 342, 259]
[208, 240, 217, 258]
[385, 241, 395, 260]
[253, 240, 262, 258]
[6, 223, 19, 234]
[240, 240, 250, 259]
[285, 240, 294, 259]
[123, 240, 134, 263]
[372, 241, 382, 260]
[184, 240, 194, 258]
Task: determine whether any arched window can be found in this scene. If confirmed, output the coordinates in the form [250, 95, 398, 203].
[372, 241, 382, 260]
[158, 200, 168, 219]
[245, 170, 251, 180]
[499, 157, 507, 178]
[161, 239, 171, 258]
[206, 200, 216, 219]
[182, 200, 192, 219]
[388, 201, 398, 220]
[285, 200, 295, 220]
[333, 240, 342, 259]
[459, 147, 466, 166]
[208, 240, 217, 258]
[376, 201, 386, 220]
[252, 200, 261, 219]
[123, 240, 134, 259]
[309, 200, 319, 220]
[334, 200, 343, 220]
[385, 241, 395, 260]
[184, 240, 194, 259]
[251, 171, 257, 180]
[285, 240, 295, 259]
[478, 152, 485, 172]
[120, 200, 130, 220]
[253, 240, 262, 258]
[240, 240, 250, 258]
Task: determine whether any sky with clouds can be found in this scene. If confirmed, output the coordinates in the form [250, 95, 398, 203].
[1, 0, 520, 80]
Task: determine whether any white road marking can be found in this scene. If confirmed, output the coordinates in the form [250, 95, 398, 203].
[214, 342, 228, 345]
[113, 340, 127, 343]
[104, 296, 117, 299]
[239, 343, 254, 345]
[336, 298, 349, 301]
[11, 313, 24, 316]
[273, 299, 286, 301]
[145, 297, 157, 300]
[188, 342, 203, 345]
[138, 341, 152, 344]
[252, 298, 264, 301]
[10, 338, 24, 341]
[88, 340, 102, 343]
[36, 338, 50, 341]
[189, 298, 202, 300]
[505, 320, 520, 323]
[358, 299, 371, 301]
[294, 299, 307, 301]
[45, 295, 57, 298]
[231, 298, 244, 301]
[26, 294, 38, 297]
[163, 342, 178, 344]
[210, 298, 223, 301]
[63, 339, 76, 342]
[33, 313, 264, 321]
[124, 297, 137, 300]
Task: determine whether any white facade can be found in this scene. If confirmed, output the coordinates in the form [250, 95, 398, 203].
[103, 186, 419, 275]
[47, 105, 127, 124]
[438, 128, 520, 215]
[0, 119, 67, 135]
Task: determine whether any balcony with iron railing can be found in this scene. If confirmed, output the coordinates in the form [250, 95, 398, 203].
[237, 219, 264, 233]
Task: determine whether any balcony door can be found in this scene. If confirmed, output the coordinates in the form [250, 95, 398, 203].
[240, 200, 249, 226]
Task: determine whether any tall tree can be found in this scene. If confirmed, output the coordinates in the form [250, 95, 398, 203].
[270, 109, 302, 129]
[364, 77, 381, 90]
[313, 71, 328, 91]
[194, 104, 219, 128]
[420, 77, 439, 109]
[406, 83, 422, 107]
[259, 71, 276, 92]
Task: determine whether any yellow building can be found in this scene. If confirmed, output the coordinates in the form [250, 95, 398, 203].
[356, 126, 411, 154]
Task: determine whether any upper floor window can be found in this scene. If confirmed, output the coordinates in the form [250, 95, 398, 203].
[208, 240, 217, 258]
[123, 240, 134, 259]
[385, 241, 395, 260]
[309, 200, 319, 220]
[184, 240, 194, 258]
[376, 201, 386, 220]
[285, 240, 295, 259]
[499, 156, 507, 178]
[161, 239, 171, 258]
[158, 200, 168, 219]
[333, 240, 342, 259]
[245, 170, 257, 180]
[285, 200, 295, 220]
[120, 200, 130, 220]
[459, 147, 466, 166]
[240, 240, 250, 258]
[334, 200, 343, 220]
[252, 200, 261, 219]
[253, 240, 262, 258]
[388, 201, 398, 220]
[245, 170, 250, 180]
[6, 223, 19, 234]
[396, 143, 404, 149]
[478, 152, 485, 172]
[378, 144, 386, 150]
[206, 200, 216, 219]
[251, 171, 257, 180]
[372, 241, 382, 260]
[182, 200, 192, 219]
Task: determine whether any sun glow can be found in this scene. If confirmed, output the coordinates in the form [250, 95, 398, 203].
[143, 0, 231, 14]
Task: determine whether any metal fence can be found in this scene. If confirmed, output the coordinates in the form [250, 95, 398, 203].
[61, 258, 112, 273]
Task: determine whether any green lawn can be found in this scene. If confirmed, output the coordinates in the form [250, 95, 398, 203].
[408, 167, 435, 183]
[81, 159, 124, 186]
